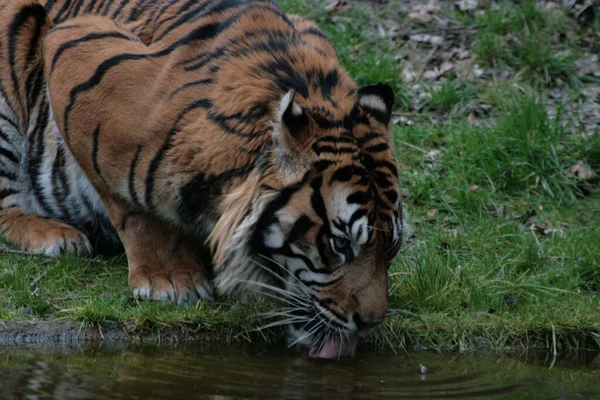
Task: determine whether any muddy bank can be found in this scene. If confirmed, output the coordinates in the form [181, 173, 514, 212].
[0, 319, 219, 345]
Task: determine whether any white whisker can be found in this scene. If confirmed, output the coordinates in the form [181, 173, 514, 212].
[255, 317, 312, 332]
[257, 254, 312, 292]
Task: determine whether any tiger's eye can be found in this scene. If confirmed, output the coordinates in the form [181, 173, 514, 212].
[333, 236, 350, 251]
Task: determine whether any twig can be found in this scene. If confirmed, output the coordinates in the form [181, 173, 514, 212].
[395, 139, 427, 154]
[0, 246, 45, 257]
[0, 246, 110, 264]
[127, 296, 161, 303]
[48, 296, 90, 302]
[398, 24, 486, 38]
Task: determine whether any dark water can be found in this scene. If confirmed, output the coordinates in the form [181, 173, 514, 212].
[0, 342, 598, 399]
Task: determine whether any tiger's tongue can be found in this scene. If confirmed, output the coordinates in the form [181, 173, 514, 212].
[308, 336, 358, 359]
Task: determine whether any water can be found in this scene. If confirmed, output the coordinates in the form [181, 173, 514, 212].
[0, 342, 598, 399]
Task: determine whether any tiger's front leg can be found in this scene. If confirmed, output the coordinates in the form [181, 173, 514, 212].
[103, 197, 213, 304]
[42, 16, 214, 303]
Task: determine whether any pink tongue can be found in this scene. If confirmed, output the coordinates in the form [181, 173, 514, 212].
[308, 336, 359, 359]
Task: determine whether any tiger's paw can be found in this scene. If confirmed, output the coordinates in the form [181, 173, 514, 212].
[0, 210, 93, 257]
[29, 229, 93, 257]
[129, 265, 213, 305]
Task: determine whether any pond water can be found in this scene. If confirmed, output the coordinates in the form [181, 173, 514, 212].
[0, 342, 598, 399]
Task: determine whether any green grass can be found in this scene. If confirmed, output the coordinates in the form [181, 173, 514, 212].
[471, 0, 581, 86]
[0, 0, 598, 352]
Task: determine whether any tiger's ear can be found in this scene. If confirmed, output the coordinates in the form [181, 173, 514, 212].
[270, 90, 314, 181]
[357, 83, 394, 126]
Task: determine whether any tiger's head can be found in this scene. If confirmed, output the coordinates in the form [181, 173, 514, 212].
[212, 81, 408, 358]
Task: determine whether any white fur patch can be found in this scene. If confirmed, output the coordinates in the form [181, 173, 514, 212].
[276, 90, 297, 121]
[263, 224, 285, 249]
[214, 192, 279, 301]
[359, 94, 387, 113]
[351, 216, 369, 245]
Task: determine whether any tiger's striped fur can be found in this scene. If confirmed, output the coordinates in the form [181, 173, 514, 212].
[0, 0, 408, 352]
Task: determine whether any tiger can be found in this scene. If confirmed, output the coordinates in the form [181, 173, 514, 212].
[0, 0, 409, 358]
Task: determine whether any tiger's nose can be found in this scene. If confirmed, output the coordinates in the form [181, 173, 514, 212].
[353, 313, 384, 331]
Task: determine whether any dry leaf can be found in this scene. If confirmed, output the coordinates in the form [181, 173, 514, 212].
[409, 34, 443, 44]
[568, 160, 596, 180]
[426, 149, 442, 160]
[324, 0, 350, 12]
[467, 112, 478, 125]
[408, 11, 432, 23]
[575, 55, 600, 77]
[392, 115, 414, 126]
[426, 209, 439, 219]
[455, 0, 478, 11]
[469, 184, 479, 191]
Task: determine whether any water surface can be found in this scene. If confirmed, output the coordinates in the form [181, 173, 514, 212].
[0, 342, 598, 399]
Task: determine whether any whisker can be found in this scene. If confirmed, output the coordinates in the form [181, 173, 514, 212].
[245, 285, 309, 309]
[257, 254, 312, 293]
[367, 225, 389, 233]
[255, 317, 312, 332]
[239, 279, 309, 305]
[258, 311, 311, 319]
[251, 259, 304, 291]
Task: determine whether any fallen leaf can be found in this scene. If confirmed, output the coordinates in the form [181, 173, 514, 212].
[568, 160, 596, 180]
[392, 115, 414, 126]
[411, 0, 441, 13]
[469, 184, 479, 191]
[324, 0, 350, 12]
[426, 149, 442, 160]
[408, 11, 432, 23]
[467, 112, 478, 124]
[409, 34, 443, 44]
[455, 0, 478, 11]
[575, 55, 600, 77]
[426, 209, 439, 219]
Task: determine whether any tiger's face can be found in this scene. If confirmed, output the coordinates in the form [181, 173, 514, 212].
[250, 83, 407, 358]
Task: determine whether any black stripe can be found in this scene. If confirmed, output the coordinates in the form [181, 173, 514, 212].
[347, 191, 370, 205]
[0, 147, 19, 164]
[144, 98, 211, 208]
[178, 164, 253, 222]
[357, 132, 381, 145]
[0, 188, 18, 199]
[25, 69, 44, 116]
[61, 17, 235, 141]
[92, 125, 108, 186]
[0, 170, 18, 181]
[0, 113, 19, 131]
[51, 144, 70, 218]
[313, 145, 357, 155]
[53, 0, 73, 22]
[168, 78, 213, 100]
[310, 176, 331, 264]
[330, 166, 356, 183]
[95, 0, 108, 14]
[69, 0, 85, 18]
[49, 31, 134, 74]
[365, 142, 390, 153]
[128, 145, 143, 208]
[27, 102, 52, 214]
[286, 215, 315, 244]
[84, 0, 99, 14]
[300, 27, 328, 40]
[348, 208, 368, 229]
[383, 189, 398, 204]
[8, 4, 47, 114]
[155, 0, 277, 43]
[250, 182, 304, 255]
[110, 0, 130, 19]
[296, 269, 343, 287]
